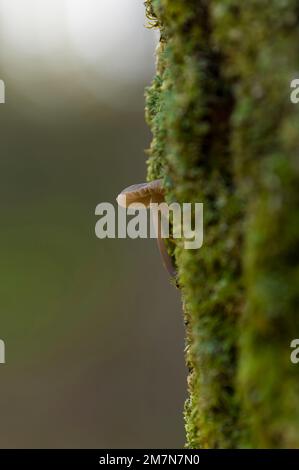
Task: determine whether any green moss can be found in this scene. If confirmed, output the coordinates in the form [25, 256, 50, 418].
[211, 0, 299, 448]
[145, 0, 299, 448]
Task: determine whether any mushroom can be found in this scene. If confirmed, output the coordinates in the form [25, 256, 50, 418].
[117, 179, 177, 280]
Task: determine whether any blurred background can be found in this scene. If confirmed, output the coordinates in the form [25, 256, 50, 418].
[0, 0, 186, 448]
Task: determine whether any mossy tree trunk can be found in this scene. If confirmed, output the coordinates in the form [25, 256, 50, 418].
[145, 0, 299, 449]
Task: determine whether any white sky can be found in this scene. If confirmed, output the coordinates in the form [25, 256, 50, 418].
[0, 0, 157, 107]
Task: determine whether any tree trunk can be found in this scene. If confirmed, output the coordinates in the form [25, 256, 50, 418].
[145, 0, 299, 449]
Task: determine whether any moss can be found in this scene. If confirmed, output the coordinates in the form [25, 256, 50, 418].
[145, 0, 299, 448]
[216, 1, 299, 448]
[211, 0, 299, 448]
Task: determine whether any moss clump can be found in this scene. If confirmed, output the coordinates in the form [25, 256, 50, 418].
[145, 0, 299, 448]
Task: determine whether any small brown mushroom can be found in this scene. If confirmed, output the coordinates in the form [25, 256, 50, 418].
[117, 179, 177, 281]
[117, 179, 165, 208]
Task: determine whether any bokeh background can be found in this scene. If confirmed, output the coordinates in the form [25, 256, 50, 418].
[0, 0, 186, 448]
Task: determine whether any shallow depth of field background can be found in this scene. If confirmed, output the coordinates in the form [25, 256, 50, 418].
[0, 0, 186, 448]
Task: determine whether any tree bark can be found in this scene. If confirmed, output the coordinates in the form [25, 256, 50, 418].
[145, 0, 299, 448]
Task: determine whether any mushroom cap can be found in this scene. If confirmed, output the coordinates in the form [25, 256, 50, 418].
[116, 179, 164, 208]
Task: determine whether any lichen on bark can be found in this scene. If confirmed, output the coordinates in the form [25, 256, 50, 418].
[145, 0, 299, 448]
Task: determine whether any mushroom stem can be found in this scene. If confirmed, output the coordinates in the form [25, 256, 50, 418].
[152, 200, 177, 280]
[156, 233, 177, 279]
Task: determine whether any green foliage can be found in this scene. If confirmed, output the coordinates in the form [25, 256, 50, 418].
[145, 0, 299, 448]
